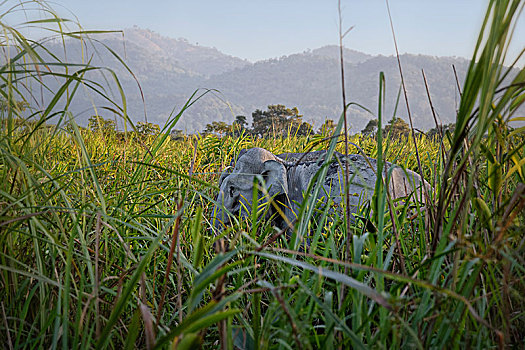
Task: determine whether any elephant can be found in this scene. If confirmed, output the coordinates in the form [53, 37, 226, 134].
[212, 147, 429, 231]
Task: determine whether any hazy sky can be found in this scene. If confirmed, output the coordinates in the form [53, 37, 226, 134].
[29, 1, 525, 62]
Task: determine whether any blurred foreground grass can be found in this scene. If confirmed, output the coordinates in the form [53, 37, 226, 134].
[1, 0, 524, 348]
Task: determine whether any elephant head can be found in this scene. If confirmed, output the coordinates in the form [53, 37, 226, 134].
[212, 148, 290, 230]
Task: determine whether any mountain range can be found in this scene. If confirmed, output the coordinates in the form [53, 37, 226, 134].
[42, 27, 494, 133]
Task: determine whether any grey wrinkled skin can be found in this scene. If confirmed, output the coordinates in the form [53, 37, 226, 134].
[212, 147, 429, 231]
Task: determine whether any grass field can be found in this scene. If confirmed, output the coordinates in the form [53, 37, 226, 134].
[1, 0, 524, 349]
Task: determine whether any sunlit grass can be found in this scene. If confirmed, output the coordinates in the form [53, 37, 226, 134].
[0, 0, 524, 349]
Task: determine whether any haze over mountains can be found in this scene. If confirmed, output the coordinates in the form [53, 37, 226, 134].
[51, 27, 477, 133]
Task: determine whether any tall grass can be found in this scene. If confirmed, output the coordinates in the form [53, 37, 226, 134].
[1, 0, 524, 349]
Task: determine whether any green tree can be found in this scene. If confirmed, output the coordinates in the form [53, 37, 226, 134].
[233, 115, 248, 129]
[361, 119, 378, 136]
[136, 121, 160, 136]
[0, 99, 28, 112]
[88, 116, 116, 135]
[232, 115, 249, 136]
[318, 119, 336, 136]
[204, 121, 231, 136]
[170, 129, 185, 141]
[384, 117, 410, 138]
[427, 123, 455, 139]
[292, 121, 314, 136]
[252, 104, 303, 138]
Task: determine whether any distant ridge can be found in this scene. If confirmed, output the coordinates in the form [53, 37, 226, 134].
[98, 27, 250, 76]
[42, 27, 518, 133]
[308, 45, 373, 64]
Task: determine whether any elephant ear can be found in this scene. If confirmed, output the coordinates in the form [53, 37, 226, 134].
[218, 149, 249, 188]
[262, 160, 288, 198]
[218, 170, 230, 189]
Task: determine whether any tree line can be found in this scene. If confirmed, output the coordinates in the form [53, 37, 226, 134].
[204, 104, 456, 139]
[361, 117, 456, 139]
[203, 104, 326, 138]
[53, 103, 456, 141]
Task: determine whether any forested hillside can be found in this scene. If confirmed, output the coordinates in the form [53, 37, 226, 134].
[43, 27, 483, 133]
